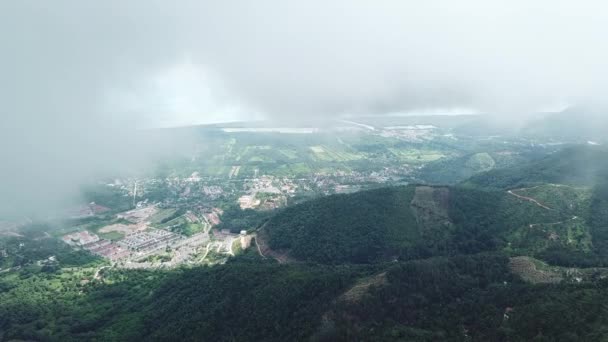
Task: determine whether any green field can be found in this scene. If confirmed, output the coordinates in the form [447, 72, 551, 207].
[150, 208, 179, 224]
[309, 145, 363, 162]
[97, 231, 125, 241]
[388, 148, 445, 163]
[278, 149, 298, 159]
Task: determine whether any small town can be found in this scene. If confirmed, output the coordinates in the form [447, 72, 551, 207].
[60, 203, 248, 269]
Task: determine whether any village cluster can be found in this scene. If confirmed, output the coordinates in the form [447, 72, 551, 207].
[59, 159, 415, 269]
[62, 230, 129, 261]
[60, 202, 242, 269]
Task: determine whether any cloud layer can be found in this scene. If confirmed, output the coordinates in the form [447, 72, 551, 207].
[1, 0, 607, 216]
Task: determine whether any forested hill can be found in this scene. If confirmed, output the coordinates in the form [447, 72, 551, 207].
[5, 249, 608, 341]
[463, 145, 608, 190]
[262, 184, 565, 264]
[263, 174, 608, 267]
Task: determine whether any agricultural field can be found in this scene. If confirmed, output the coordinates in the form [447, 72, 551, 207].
[309, 145, 364, 162]
[387, 148, 445, 163]
[156, 125, 484, 181]
[509, 256, 608, 284]
[508, 256, 564, 283]
[278, 148, 298, 159]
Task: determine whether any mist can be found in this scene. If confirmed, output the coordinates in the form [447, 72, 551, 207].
[1, 0, 608, 217]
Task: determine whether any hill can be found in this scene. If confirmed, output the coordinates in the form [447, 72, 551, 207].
[417, 151, 536, 185]
[463, 145, 608, 190]
[5, 250, 608, 341]
[323, 254, 608, 341]
[520, 108, 608, 143]
[262, 164, 608, 268]
[261, 184, 586, 264]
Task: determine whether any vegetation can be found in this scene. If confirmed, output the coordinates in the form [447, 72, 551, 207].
[418, 151, 534, 185]
[264, 186, 419, 264]
[216, 204, 270, 233]
[81, 185, 133, 212]
[4, 247, 608, 341]
[0, 253, 362, 341]
[464, 145, 608, 189]
[3, 141, 608, 340]
[263, 184, 568, 264]
[326, 254, 608, 341]
[0, 225, 102, 270]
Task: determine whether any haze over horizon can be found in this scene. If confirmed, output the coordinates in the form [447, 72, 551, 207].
[1, 1, 608, 217]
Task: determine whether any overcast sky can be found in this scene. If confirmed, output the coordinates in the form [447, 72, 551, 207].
[1, 1, 607, 217]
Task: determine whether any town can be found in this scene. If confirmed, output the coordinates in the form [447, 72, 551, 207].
[57, 162, 417, 269]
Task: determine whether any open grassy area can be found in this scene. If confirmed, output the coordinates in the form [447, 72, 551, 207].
[149, 208, 179, 224]
[309, 145, 363, 162]
[97, 231, 125, 241]
[231, 238, 243, 255]
[388, 148, 445, 163]
[183, 223, 205, 236]
[141, 253, 173, 263]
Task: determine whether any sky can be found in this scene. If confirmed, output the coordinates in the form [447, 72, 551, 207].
[1, 0, 607, 217]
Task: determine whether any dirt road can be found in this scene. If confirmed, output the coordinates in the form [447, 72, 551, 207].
[94, 265, 112, 280]
[507, 190, 553, 210]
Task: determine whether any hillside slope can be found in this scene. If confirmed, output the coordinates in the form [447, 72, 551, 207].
[520, 108, 608, 143]
[463, 145, 608, 190]
[5, 251, 608, 341]
[417, 151, 534, 185]
[261, 184, 576, 264]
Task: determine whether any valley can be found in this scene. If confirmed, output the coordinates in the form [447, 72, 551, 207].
[2, 115, 608, 341]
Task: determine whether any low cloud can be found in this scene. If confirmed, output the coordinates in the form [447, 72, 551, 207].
[1, 0, 607, 216]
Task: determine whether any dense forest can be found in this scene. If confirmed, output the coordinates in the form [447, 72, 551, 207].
[4, 248, 608, 341]
[262, 183, 588, 265]
[215, 204, 270, 233]
[326, 253, 608, 341]
[263, 186, 419, 264]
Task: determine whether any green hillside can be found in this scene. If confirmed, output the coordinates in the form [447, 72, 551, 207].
[5, 250, 608, 341]
[263, 186, 420, 263]
[262, 184, 580, 264]
[463, 145, 608, 190]
[325, 254, 608, 341]
[262, 173, 608, 268]
[4, 179, 608, 340]
[417, 151, 533, 185]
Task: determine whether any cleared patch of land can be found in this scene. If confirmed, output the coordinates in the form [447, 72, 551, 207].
[340, 272, 388, 302]
[410, 186, 451, 231]
[99, 223, 141, 234]
[510, 256, 608, 284]
[254, 230, 294, 264]
[509, 256, 563, 284]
